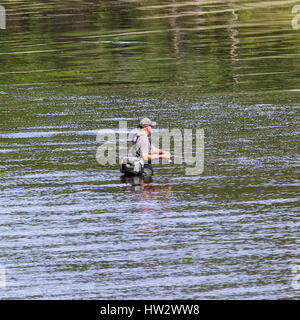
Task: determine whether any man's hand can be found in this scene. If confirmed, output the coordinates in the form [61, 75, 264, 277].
[143, 150, 172, 162]
[162, 151, 171, 159]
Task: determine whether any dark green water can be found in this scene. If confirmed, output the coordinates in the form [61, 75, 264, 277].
[0, 0, 299, 299]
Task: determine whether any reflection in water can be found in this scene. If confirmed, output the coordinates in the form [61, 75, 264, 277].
[0, 0, 299, 91]
[0, 0, 299, 300]
[120, 175, 172, 203]
[228, 1, 240, 85]
[120, 175, 172, 240]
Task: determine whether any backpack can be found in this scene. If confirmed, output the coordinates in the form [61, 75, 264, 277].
[120, 133, 146, 175]
[120, 156, 144, 175]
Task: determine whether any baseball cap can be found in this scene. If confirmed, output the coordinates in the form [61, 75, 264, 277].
[139, 117, 157, 128]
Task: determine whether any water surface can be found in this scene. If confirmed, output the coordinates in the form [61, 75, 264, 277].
[0, 0, 299, 299]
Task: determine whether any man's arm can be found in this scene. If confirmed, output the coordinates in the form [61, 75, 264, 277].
[151, 145, 163, 154]
[142, 146, 172, 162]
[139, 135, 171, 162]
[152, 145, 171, 158]
[142, 152, 170, 162]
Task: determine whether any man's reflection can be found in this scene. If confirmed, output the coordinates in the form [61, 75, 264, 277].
[120, 175, 171, 201]
[120, 175, 172, 238]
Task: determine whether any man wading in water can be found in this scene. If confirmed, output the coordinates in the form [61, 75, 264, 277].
[131, 118, 171, 178]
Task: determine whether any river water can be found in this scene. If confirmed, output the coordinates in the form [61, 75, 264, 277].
[0, 0, 299, 299]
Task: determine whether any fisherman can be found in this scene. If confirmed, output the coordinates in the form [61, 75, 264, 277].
[130, 117, 171, 178]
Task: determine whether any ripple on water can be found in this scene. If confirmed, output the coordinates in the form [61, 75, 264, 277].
[0, 0, 299, 300]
